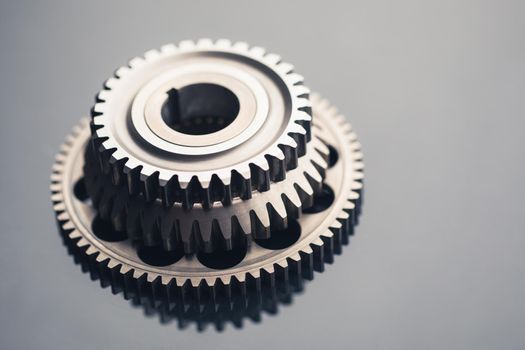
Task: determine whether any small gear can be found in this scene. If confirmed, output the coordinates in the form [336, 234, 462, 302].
[91, 39, 313, 208]
[51, 94, 364, 304]
[83, 125, 329, 254]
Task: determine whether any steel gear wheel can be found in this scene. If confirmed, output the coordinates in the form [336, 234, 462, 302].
[51, 94, 364, 304]
[91, 39, 312, 208]
[83, 127, 329, 254]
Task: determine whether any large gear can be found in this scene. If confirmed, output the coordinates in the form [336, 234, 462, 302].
[83, 125, 329, 254]
[51, 93, 364, 304]
[91, 39, 313, 208]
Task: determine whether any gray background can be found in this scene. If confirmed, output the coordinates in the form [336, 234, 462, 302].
[1, 0, 524, 349]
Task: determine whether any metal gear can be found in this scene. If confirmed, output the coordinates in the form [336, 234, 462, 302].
[90, 39, 313, 208]
[51, 94, 364, 304]
[83, 125, 329, 254]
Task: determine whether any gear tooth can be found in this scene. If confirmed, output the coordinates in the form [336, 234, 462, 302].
[215, 38, 232, 48]
[311, 238, 326, 272]
[190, 278, 201, 288]
[288, 124, 308, 157]
[132, 269, 145, 280]
[294, 181, 314, 208]
[161, 275, 172, 286]
[287, 72, 304, 85]
[352, 162, 365, 170]
[299, 248, 314, 280]
[103, 76, 119, 89]
[248, 270, 261, 280]
[115, 65, 132, 78]
[263, 53, 281, 65]
[160, 43, 177, 54]
[196, 220, 213, 251]
[57, 211, 69, 222]
[249, 161, 270, 192]
[322, 228, 340, 256]
[106, 259, 120, 269]
[128, 56, 145, 69]
[353, 171, 364, 181]
[197, 38, 214, 48]
[142, 171, 160, 202]
[279, 139, 299, 170]
[282, 189, 302, 216]
[214, 219, 232, 250]
[179, 218, 196, 253]
[53, 202, 65, 212]
[178, 39, 196, 50]
[251, 209, 270, 239]
[62, 221, 75, 231]
[231, 169, 252, 200]
[85, 245, 97, 256]
[97, 90, 111, 102]
[267, 201, 287, 230]
[294, 85, 310, 98]
[277, 62, 294, 74]
[304, 166, 323, 194]
[249, 46, 266, 57]
[232, 214, 251, 237]
[219, 275, 231, 287]
[68, 229, 82, 240]
[265, 150, 286, 182]
[144, 48, 161, 60]
[233, 41, 249, 52]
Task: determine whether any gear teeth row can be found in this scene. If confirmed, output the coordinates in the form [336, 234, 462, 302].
[91, 39, 313, 208]
[83, 128, 329, 253]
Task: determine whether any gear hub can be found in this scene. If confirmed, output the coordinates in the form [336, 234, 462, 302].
[51, 39, 364, 310]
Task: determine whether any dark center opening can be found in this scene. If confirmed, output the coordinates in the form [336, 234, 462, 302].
[161, 83, 240, 135]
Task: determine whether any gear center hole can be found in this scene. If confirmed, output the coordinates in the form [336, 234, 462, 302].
[161, 83, 240, 135]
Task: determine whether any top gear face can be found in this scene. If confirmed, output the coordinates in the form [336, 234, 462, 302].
[92, 39, 312, 208]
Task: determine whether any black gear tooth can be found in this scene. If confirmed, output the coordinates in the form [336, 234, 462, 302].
[311, 240, 326, 272]
[294, 182, 313, 209]
[296, 118, 312, 143]
[231, 170, 252, 200]
[249, 163, 270, 192]
[143, 171, 160, 202]
[304, 168, 323, 194]
[275, 263, 291, 296]
[126, 166, 142, 196]
[329, 225, 343, 255]
[266, 202, 287, 231]
[110, 157, 127, 185]
[281, 143, 299, 171]
[209, 174, 228, 205]
[266, 153, 286, 182]
[250, 211, 270, 239]
[289, 131, 307, 158]
[299, 250, 314, 280]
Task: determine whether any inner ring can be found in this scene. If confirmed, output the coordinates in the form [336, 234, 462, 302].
[131, 64, 269, 155]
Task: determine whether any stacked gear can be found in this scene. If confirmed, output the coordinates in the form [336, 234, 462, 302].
[51, 39, 364, 320]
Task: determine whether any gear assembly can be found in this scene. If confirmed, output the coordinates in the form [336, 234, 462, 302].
[51, 39, 364, 308]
